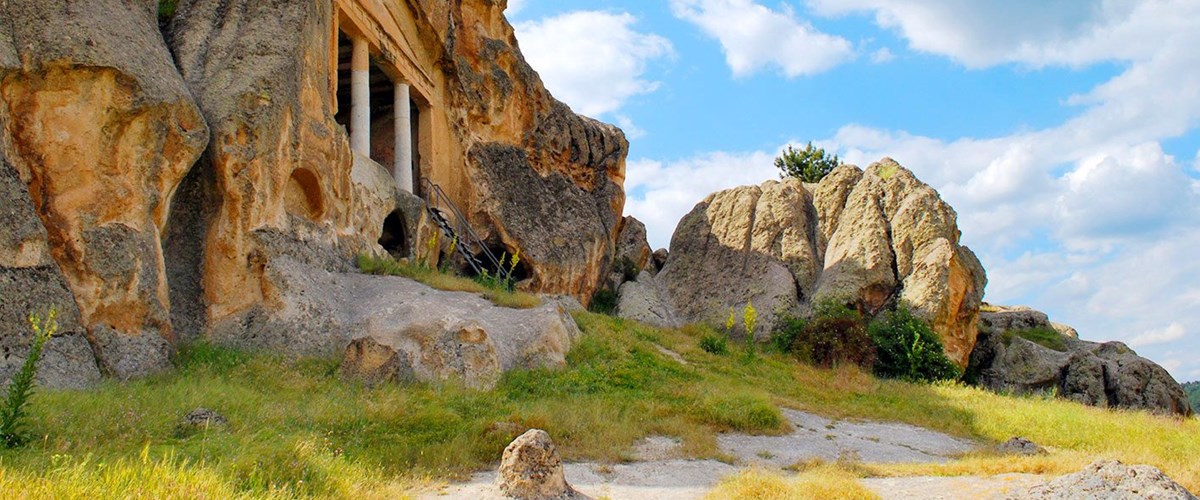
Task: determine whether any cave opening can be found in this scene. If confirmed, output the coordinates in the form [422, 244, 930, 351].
[378, 210, 410, 259]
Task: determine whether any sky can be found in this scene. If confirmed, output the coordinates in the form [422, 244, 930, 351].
[504, 0, 1200, 383]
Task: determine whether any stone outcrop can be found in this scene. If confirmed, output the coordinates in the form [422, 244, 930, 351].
[969, 307, 1193, 416]
[615, 216, 652, 273]
[495, 429, 578, 500]
[1, 0, 627, 385]
[1009, 460, 1197, 500]
[617, 271, 680, 328]
[253, 255, 580, 390]
[638, 159, 986, 358]
[0, 0, 208, 379]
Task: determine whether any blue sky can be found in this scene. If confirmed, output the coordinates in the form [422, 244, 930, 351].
[505, 0, 1200, 382]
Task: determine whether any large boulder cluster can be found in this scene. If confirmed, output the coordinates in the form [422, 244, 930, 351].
[969, 306, 1193, 416]
[620, 159, 987, 367]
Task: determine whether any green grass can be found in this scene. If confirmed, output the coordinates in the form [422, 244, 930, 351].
[1002, 326, 1069, 352]
[356, 253, 540, 309]
[0, 312, 1197, 497]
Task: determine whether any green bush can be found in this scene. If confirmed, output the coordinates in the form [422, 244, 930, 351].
[589, 288, 618, 315]
[614, 255, 639, 283]
[781, 303, 874, 369]
[1002, 326, 1068, 352]
[699, 332, 729, 355]
[1, 308, 57, 448]
[769, 315, 805, 353]
[868, 308, 961, 383]
[774, 142, 840, 183]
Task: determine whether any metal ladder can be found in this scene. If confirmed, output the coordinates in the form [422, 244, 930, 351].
[421, 179, 511, 283]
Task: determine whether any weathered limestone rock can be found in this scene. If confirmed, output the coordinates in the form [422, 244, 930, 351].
[495, 429, 576, 500]
[170, 0, 361, 339]
[651, 248, 669, 274]
[657, 182, 812, 339]
[814, 159, 985, 366]
[1009, 460, 1197, 500]
[969, 308, 1193, 416]
[243, 255, 579, 389]
[616, 272, 680, 328]
[615, 216, 652, 273]
[0, 0, 208, 377]
[979, 305, 1051, 332]
[1, 156, 101, 389]
[470, 142, 622, 302]
[656, 159, 985, 355]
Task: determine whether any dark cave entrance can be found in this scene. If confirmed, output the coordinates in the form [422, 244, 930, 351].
[378, 210, 410, 259]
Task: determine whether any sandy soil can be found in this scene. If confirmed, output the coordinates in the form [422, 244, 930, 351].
[418, 409, 1048, 499]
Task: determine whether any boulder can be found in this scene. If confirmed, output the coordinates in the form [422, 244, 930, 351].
[0, 0, 208, 373]
[616, 272, 680, 328]
[1009, 460, 1197, 499]
[996, 437, 1046, 456]
[979, 305, 1052, 332]
[651, 248, 669, 274]
[813, 160, 985, 366]
[495, 429, 577, 500]
[969, 310, 1193, 416]
[656, 159, 986, 357]
[615, 216, 652, 274]
[657, 182, 811, 339]
[238, 255, 580, 389]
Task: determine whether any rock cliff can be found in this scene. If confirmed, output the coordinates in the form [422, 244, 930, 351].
[641, 159, 986, 366]
[0, 0, 625, 386]
[969, 306, 1192, 416]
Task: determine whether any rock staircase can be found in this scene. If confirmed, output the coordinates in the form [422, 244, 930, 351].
[421, 179, 511, 282]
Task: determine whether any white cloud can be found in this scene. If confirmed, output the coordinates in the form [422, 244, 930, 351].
[806, 0, 1180, 68]
[614, 114, 646, 140]
[625, 150, 779, 249]
[1129, 323, 1188, 348]
[669, 0, 854, 77]
[515, 12, 673, 117]
[506, 0, 526, 16]
[870, 47, 895, 64]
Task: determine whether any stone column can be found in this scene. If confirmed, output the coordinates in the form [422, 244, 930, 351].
[394, 82, 414, 193]
[350, 35, 370, 156]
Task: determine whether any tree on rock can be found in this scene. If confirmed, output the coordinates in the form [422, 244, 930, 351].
[775, 142, 840, 182]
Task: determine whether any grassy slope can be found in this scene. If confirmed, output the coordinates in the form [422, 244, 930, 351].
[0, 312, 1196, 498]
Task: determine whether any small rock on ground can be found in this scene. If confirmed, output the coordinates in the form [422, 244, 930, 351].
[995, 436, 1046, 456]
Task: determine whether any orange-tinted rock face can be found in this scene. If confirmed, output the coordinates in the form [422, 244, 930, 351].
[0, 0, 629, 379]
[0, 0, 208, 377]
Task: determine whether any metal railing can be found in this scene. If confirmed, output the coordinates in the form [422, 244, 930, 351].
[420, 178, 511, 282]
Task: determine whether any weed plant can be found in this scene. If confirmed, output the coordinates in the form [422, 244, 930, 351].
[1, 308, 57, 448]
[868, 308, 961, 383]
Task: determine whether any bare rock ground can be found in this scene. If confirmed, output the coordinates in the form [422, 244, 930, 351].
[419, 408, 1049, 500]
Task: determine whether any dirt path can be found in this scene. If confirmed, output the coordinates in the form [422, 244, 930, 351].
[419, 409, 1047, 499]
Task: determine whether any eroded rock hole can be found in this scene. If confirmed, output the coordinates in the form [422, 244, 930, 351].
[379, 210, 409, 259]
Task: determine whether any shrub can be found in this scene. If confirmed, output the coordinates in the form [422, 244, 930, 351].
[1002, 326, 1068, 352]
[782, 302, 873, 369]
[614, 255, 639, 283]
[589, 288, 618, 315]
[774, 142, 840, 183]
[769, 315, 805, 353]
[700, 332, 729, 355]
[2, 308, 58, 448]
[868, 308, 961, 383]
